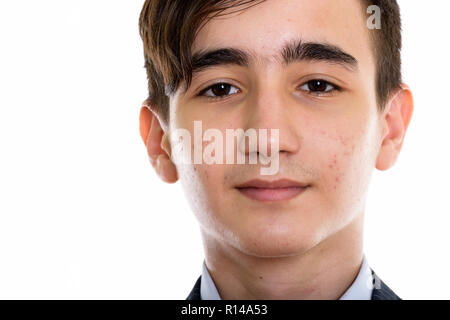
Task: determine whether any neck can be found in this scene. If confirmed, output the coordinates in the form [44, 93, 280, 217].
[201, 212, 365, 300]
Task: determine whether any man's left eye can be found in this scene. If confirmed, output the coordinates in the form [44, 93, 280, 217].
[299, 80, 339, 94]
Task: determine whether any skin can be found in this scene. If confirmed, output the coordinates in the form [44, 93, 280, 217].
[139, 0, 414, 299]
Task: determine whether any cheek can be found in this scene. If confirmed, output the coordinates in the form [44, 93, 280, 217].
[328, 153, 340, 191]
[177, 164, 220, 232]
[309, 128, 372, 233]
[328, 134, 358, 191]
[317, 129, 365, 194]
[178, 161, 226, 209]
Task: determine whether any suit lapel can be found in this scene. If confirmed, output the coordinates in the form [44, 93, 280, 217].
[186, 275, 202, 300]
[370, 269, 401, 300]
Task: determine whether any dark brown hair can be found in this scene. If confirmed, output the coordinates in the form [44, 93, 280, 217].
[139, 0, 402, 123]
[361, 0, 402, 110]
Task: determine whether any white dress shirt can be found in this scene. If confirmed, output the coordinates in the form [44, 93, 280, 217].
[200, 253, 373, 300]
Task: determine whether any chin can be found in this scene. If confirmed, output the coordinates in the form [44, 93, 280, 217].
[230, 227, 322, 258]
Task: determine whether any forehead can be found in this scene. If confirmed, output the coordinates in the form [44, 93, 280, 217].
[192, 0, 373, 68]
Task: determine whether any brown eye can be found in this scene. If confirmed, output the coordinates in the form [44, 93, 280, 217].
[199, 82, 239, 100]
[308, 80, 327, 91]
[299, 79, 338, 94]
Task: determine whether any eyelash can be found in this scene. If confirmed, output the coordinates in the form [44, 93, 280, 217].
[197, 79, 341, 101]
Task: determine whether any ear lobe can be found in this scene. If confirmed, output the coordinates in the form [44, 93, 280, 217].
[375, 86, 414, 171]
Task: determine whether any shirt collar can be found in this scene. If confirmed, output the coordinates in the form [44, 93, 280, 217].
[200, 253, 373, 300]
[200, 260, 221, 300]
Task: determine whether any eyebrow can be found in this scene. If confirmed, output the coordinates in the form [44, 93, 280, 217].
[186, 39, 358, 91]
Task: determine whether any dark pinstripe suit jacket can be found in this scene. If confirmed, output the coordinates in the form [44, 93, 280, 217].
[186, 268, 401, 300]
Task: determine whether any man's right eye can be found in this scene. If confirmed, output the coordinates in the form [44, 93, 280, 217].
[197, 82, 240, 100]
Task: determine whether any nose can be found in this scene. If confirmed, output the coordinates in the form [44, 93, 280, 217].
[238, 85, 301, 159]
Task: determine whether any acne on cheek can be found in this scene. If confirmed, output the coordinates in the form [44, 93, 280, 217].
[329, 154, 340, 190]
[324, 133, 357, 191]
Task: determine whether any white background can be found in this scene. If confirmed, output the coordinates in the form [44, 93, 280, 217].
[0, 0, 448, 299]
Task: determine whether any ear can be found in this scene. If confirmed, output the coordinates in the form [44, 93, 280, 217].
[139, 101, 178, 183]
[375, 84, 414, 171]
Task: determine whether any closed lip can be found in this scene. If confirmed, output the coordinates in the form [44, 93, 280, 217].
[235, 178, 309, 189]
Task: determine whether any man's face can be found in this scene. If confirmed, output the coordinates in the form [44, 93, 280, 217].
[168, 0, 383, 257]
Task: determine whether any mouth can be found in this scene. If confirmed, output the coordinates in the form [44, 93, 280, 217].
[235, 178, 309, 202]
